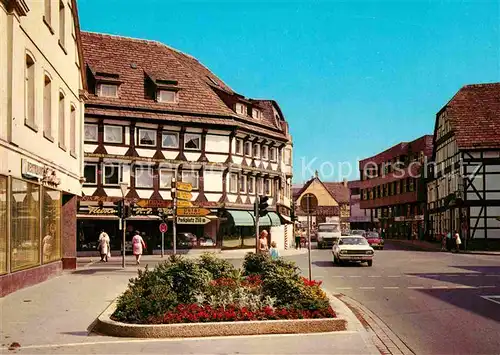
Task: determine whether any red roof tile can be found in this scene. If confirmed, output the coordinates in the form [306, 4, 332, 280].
[443, 83, 500, 150]
[323, 182, 350, 204]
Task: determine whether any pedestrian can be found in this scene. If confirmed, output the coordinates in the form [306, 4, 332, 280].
[132, 230, 146, 265]
[295, 227, 301, 250]
[445, 230, 452, 251]
[98, 229, 110, 262]
[454, 230, 462, 253]
[258, 230, 269, 254]
[440, 232, 447, 251]
[269, 241, 280, 260]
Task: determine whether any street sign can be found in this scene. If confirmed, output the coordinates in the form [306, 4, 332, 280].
[177, 200, 193, 208]
[177, 190, 192, 201]
[159, 222, 168, 233]
[176, 182, 192, 192]
[177, 216, 211, 225]
[300, 193, 318, 214]
[136, 199, 170, 208]
[177, 207, 211, 216]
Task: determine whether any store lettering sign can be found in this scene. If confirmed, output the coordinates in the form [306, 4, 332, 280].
[88, 206, 116, 214]
[21, 159, 61, 186]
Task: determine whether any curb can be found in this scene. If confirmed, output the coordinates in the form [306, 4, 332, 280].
[92, 298, 347, 338]
[336, 294, 415, 355]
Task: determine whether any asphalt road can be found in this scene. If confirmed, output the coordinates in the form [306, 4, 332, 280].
[287, 242, 500, 355]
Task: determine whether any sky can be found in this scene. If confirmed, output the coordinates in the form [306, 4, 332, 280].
[77, 0, 500, 183]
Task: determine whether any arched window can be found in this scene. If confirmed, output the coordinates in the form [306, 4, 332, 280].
[25, 54, 36, 128]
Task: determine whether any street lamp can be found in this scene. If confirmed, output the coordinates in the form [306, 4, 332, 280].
[119, 182, 129, 268]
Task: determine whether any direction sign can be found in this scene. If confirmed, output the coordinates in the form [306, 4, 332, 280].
[177, 190, 192, 201]
[176, 182, 192, 192]
[177, 216, 211, 225]
[136, 199, 170, 208]
[177, 200, 193, 208]
[177, 207, 211, 216]
[159, 223, 168, 233]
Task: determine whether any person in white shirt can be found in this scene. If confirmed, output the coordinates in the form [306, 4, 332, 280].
[98, 230, 110, 262]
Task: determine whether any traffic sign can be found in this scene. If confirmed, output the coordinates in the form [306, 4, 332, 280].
[177, 216, 211, 225]
[136, 199, 170, 208]
[177, 190, 192, 201]
[177, 200, 193, 208]
[176, 182, 192, 192]
[300, 193, 318, 214]
[177, 207, 211, 216]
[159, 222, 168, 233]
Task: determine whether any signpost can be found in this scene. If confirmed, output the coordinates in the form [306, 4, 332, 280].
[176, 181, 193, 192]
[300, 193, 318, 281]
[177, 191, 192, 201]
[172, 180, 193, 255]
[136, 199, 170, 208]
[177, 200, 193, 208]
[177, 216, 211, 224]
[159, 222, 168, 257]
[177, 207, 211, 216]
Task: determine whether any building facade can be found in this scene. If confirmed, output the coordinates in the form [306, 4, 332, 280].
[359, 135, 433, 239]
[78, 32, 293, 253]
[0, 0, 86, 295]
[427, 83, 500, 250]
[347, 180, 371, 231]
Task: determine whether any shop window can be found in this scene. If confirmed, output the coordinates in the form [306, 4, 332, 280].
[11, 179, 40, 271]
[229, 173, 238, 193]
[42, 188, 61, 264]
[181, 171, 199, 189]
[135, 167, 153, 188]
[184, 133, 201, 150]
[83, 164, 97, 185]
[0, 176, 7, 274]
[103, 125, 123, 143]
[138, 129, 156, 147]
[84, 123, 98, 142]
[239, 175, 247, 193]
[162, 132, 179, 148]
[159, 170, 174, 189]
[103, 164, 121, 185]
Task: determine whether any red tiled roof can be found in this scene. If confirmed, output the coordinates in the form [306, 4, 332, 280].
[347, 180, 363, 189]
[323, 182, 350, 204]
[443, 83, 500, 150]
[359, 135, 433, 169]
[80, 32, 288, 139]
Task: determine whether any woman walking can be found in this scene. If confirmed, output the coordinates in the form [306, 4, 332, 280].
[98, 229, 110, 262]
[132, 230, 146, 265]
[454, 230, 462, 253]
[258, 230, 269, 254]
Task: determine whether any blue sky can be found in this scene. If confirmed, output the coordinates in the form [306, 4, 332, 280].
[78, 0, 500, 183]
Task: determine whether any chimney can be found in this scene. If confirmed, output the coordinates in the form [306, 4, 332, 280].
[343, 178, 348, 187]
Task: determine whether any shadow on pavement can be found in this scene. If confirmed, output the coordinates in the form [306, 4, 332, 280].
[452, 265, 500, 274]
[71, 268, 139, 275]
[59, 331, 89, 337]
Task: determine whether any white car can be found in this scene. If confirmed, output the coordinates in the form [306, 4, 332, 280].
[332, 236, 374, 267]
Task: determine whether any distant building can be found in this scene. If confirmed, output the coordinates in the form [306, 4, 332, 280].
[348, 180, 371, 231]
[427, 83, 500, 250]
[0, 0, 86, 295]
[358, 135, 434, 239]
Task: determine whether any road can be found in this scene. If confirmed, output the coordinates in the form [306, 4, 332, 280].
[287, 242, 500, 355]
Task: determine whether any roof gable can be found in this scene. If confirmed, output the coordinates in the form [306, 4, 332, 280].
[295, 178, 339, 207]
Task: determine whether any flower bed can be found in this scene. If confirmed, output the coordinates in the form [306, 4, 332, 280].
[111, 253, 336, 325]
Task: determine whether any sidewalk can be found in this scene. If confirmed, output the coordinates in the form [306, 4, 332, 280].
[387, 239, 500, 255]
[1, 255, 379, 354]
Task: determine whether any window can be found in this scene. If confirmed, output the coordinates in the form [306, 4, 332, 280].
[265, 179, 272, 196]
[98, 84, 118, 98]
[261, 146, 269, 160]
[159, 170, 174, 189]
[235, 139, 243, 155]
[83, 164, 97, 184]
[0, 176, 7, 274]
[244, 141, 252, 156]
[270, 147, 277, 162]
[252, 108, 261, 119]
[253, 144, 260, 158]
[25, 54, 35, 128]
[58, 92, 65, 149]
[103, 164, 121, 185]
[138, 129, 156, 147]
[43, 75, 52, 139]
[103, 125, 123, 143]
[284, 148, 292, 165]
[236, 103, 246, 115]
[135, 167, 153, 188]
[162, 132, 179, 148]
[239, 175, 247, 193]
[229, 173, 238, 193]
[157, 90, 176, 103]
[70, 106, 76, 155]
[184, 133, 201, 150]
[257, 178, 264, 195]
[58, 1, 65, 48]
[84, 124, 98, 142]
[181, 171, 199, 189]
[44, 0, 51, 25]
[248, 176, 255, 194]
[42, 188, 61, 264]
[11, 179, 40, 271]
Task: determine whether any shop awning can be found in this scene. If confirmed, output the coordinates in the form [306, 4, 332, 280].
[227, 210, 255, 226]
[267, 212, 281, 226]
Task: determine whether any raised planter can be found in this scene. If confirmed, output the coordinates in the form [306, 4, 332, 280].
[92, 300, 347, 338]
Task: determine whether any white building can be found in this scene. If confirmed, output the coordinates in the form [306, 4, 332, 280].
[0, 0, 86, 295]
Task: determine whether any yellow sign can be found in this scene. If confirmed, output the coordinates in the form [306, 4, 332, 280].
[177, 190, 192, 201]
[176, 182, 192, 192]
[177, 200, 193, 208]
[177, 216, 211, 225]
[177, 207, 211, 216]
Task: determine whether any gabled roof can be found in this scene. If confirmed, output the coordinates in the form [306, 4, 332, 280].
[440, 83, 500, 150]
[294, 177, 350, 204]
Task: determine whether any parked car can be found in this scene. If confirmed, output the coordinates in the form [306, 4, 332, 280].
[332, 236, 374, 266]
[351, 229, 365, 236]
[363, 231, 384, 250]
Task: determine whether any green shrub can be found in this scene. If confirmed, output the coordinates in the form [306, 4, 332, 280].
[242, 252, 271, 275]
[198, 253, 237, 280]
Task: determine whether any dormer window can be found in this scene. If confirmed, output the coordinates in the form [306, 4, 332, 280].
[98, 83, 118, 98]
[157, 90, 176, 103]
[236, 103, 246, 115]
[252, 108, 261, 119]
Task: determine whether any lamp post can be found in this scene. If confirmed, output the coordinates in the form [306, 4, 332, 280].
[119, 182, 129, 269]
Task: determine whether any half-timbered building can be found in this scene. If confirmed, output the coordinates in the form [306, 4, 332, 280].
[427, 83, 500, 250]
[78, 32, 293, 252]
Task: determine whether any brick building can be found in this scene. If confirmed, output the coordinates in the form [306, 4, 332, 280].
[359, 135, 434, 239]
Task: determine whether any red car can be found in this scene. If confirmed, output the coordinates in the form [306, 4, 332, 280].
[364, 232, 384, 250]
